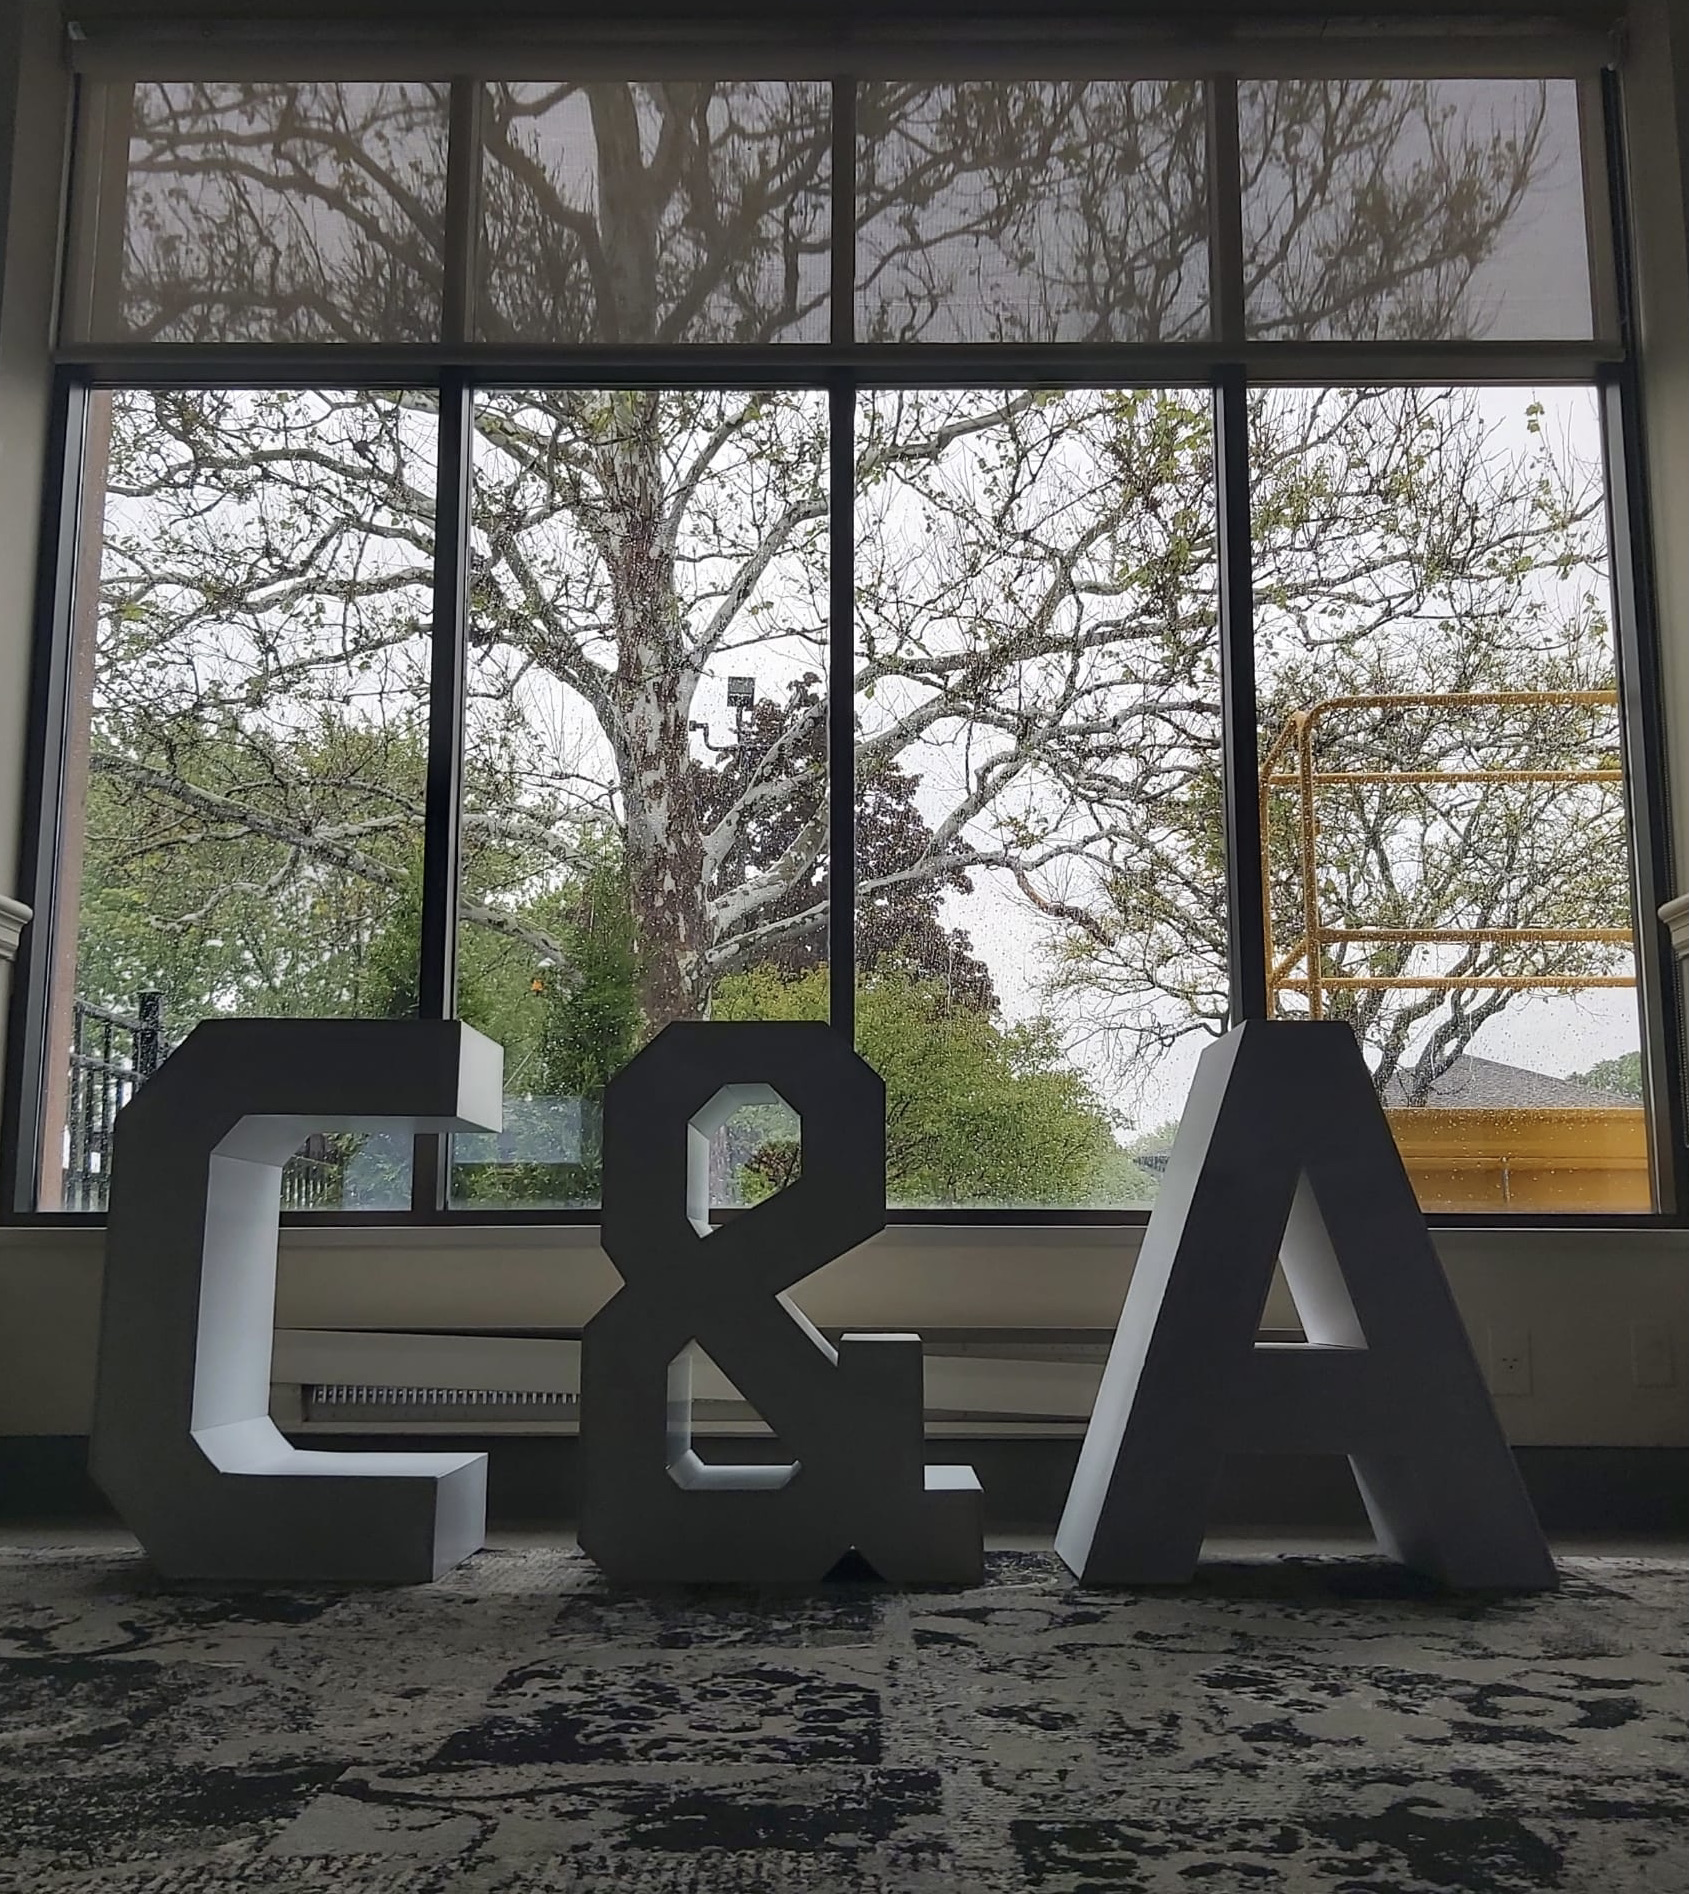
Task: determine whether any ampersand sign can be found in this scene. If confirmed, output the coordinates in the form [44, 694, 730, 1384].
[579, 1020, 983, 1584]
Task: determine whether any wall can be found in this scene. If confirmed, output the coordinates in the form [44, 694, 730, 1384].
[2, 1222, 1686, 1447]
[0, 1, 1686, 1468]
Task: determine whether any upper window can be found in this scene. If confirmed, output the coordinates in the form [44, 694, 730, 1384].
[855, 81, 1210, 343]
[86, 82, 451, 343]
[478, 83, 834, 344]
[67, 72, 1610, 350]
[1239, 79, 1592, 341]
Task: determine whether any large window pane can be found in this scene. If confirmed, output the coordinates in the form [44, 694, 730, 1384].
[1253, 385, 1648, 1211]
[1240, 79, 1591, 341]
[478, 84, 832, 343]
[38, 389, 437, 1210]
[454, 389, 830, 1207]
[95, 82, 449, 343]
[853, 389, 1224, 1208]
[856, 82, 1210, 343]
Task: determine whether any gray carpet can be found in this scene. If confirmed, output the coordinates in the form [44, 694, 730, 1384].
[0, 1538, 1686, 1892]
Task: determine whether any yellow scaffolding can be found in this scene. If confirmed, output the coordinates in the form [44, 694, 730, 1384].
[1258, 691, 1634, 1021]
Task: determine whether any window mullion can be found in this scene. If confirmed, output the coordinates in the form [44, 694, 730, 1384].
[62, 79, 133, 347]
[828, 376, 857, 1042]
[1596, 65, 1687, 1215]
[1579, 71, 1621, 348]
[1215, 365, 1267, 1024]
[826, 71, 859, 1042]
[441, 76, 483, 349]
[1, 374, 89, 1213]
[1600, 368, 1683, 1216]
[1206, 73, 1246, 349]
[831, 73, 856, 348]
[413, 369, 474, 1214]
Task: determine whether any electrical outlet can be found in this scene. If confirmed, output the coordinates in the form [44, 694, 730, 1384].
[1487, 1323, 1532, 1397]
[1631, 1323, 1676, 1389]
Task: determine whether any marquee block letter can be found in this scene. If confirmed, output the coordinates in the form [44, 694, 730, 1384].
[90, 1019, 503, 1583]
[580, 1021, 982, 1584]
[1056, 1020, 1555, 1591]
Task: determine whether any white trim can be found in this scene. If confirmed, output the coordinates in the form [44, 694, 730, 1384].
[0, 895, 31, 964]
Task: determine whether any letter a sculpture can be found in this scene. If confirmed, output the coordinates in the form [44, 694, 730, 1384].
[91, 1018, 503, 1583]
[580, 1020, 983, 1584]
[1057, 1020, 1556, 1591]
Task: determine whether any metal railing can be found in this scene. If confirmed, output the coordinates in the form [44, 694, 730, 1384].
[62, 994, 349, 1211]
[63, 993, 164, 1210]
[1260, 691, 1636, 1022]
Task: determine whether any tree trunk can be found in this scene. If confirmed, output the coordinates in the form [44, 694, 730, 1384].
[589, 85, 660, 341]
[595, 391, 711, 1030]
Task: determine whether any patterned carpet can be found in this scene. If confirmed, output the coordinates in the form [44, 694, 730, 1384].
[0, 1536, 1685, 1892]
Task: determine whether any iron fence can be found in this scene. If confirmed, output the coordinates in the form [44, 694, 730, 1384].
[62, 995, 348, 1211]
[63, 993, 162, 1210]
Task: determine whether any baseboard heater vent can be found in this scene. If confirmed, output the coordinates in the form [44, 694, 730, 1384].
[303, 1385, 579, 1426]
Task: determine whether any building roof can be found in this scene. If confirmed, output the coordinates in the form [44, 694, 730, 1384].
[1376, 1052, 1636, 1111]
[1130, 1050, 1636, 1172]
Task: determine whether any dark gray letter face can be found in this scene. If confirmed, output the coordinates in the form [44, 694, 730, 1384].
[91, 1019, 503, 1583]
[581, 1020, 983, 1584]
[1057, 1020, 1556, 1591]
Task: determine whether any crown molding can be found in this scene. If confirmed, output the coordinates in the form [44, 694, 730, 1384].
[0, 896, 31, 965]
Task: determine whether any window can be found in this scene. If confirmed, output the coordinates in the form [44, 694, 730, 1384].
[478, 83, 833, 344]
[855, 82, 1210, 342]
[37, 388, 435, 1209]
[454, 387, 830, 1206]
[1253, 385, 1648, 1212]
[853, 388, 1223, 1207]
[1238, 79, 1592, 342]
[16, 58, 1670, 1222]
[77, 83, 451, 343]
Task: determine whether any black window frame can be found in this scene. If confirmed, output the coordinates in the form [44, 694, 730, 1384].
[5, 61, 1680, 1230]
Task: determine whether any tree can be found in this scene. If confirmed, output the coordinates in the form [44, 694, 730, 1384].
[450, 841, 644, 1205]
[1568, 1053, 1644, 1100]
[695, 677, 995, 1005]
[1031, 385, 1625, 1103]
[73, 77, 1617, 1160]
[713, 966, 1144, 1207]
[125, 79, 1552, 348]
[77, 705, 430, 1027]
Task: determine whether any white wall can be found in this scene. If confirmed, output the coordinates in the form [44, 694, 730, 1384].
[2, 1222, 1686, 1446]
